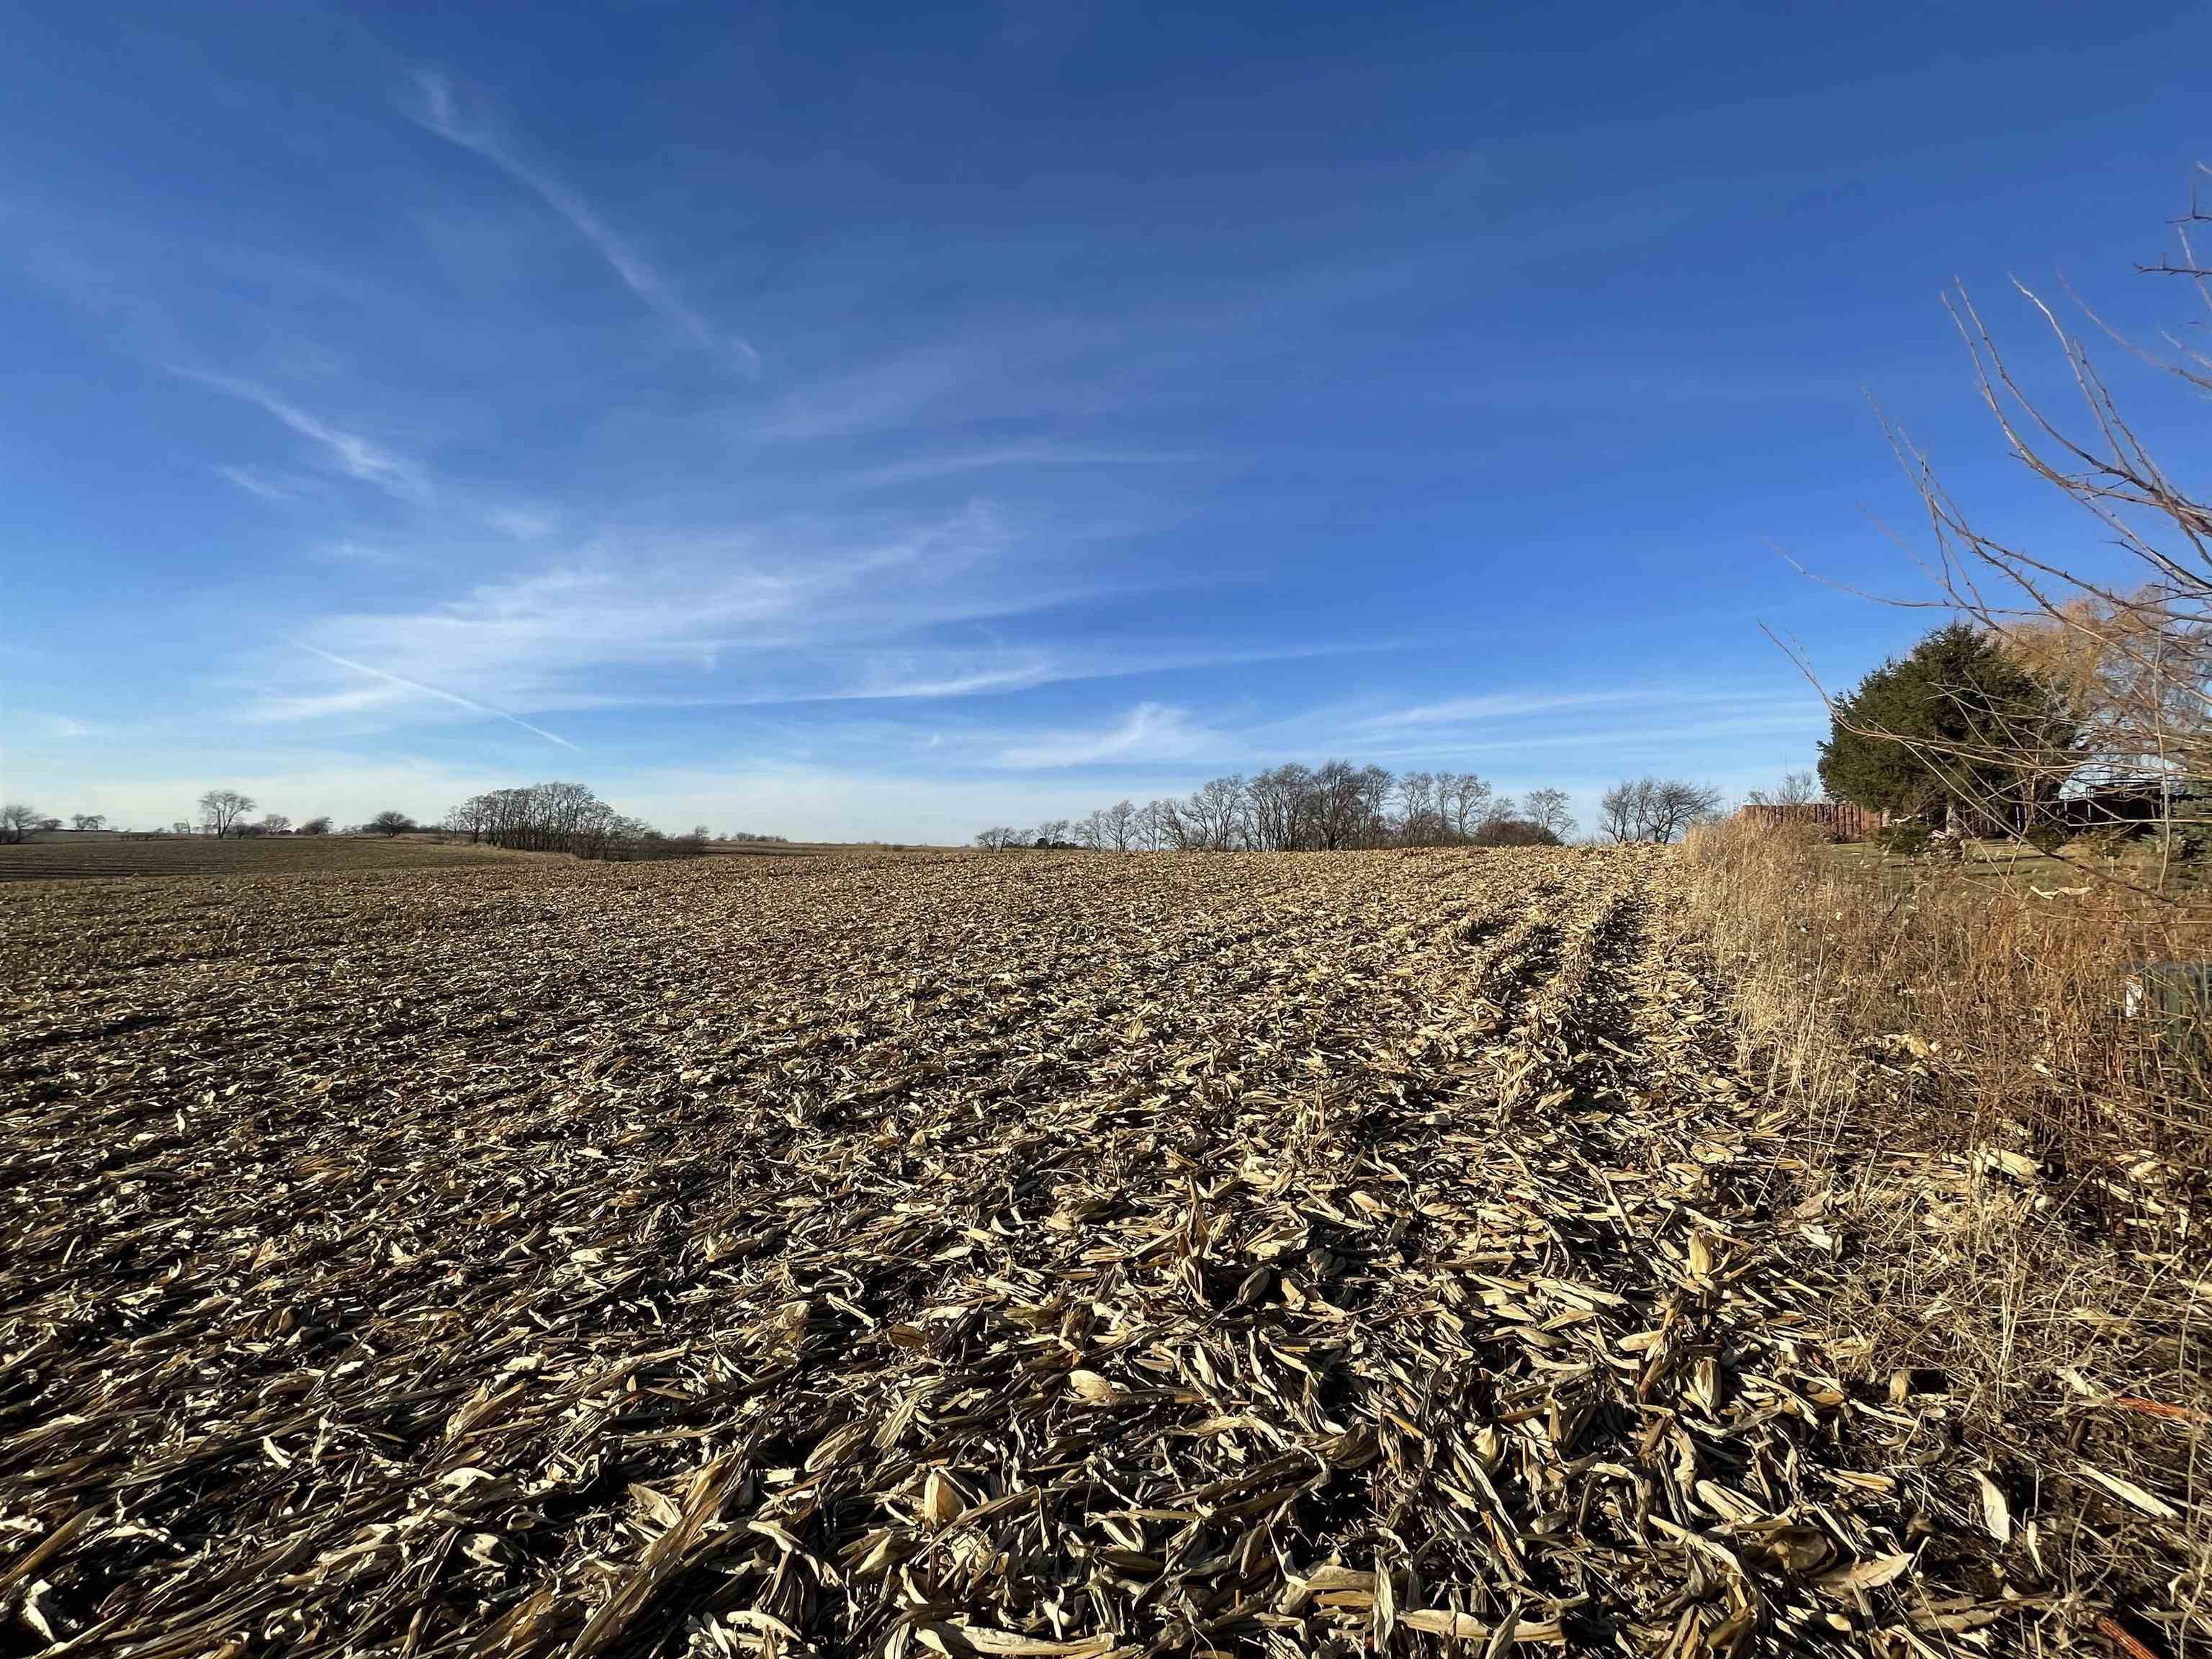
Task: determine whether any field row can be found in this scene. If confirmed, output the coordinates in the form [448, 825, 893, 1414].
[0, 835, 537, 883]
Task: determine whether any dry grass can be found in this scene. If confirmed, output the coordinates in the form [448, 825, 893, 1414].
[2, 844, 2203, 1655]
[1679, 817, 2212, 1652]
[1681, 817, 2206, 1156]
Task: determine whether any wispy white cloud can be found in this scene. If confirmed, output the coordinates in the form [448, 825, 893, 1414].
[996, 701, 1219, 768]
[830, 652, 1066, 702]
[845, 443, 1189, 490]
[181, 371, 428, 501]
[1359, 688, 1653, 728]
[409, 71, 760, 377]
[217, 463, 319, 501]
[751, 351, 968, 441]
[482, 503, 559, 541]
[276, 644, 583, 750]
[243, 500, 1118, 726]
[250, 513, 1422, 741]
[970, 683, 1820, 777]
[1358, 684, 1813, 731]
[310, 538, 421, 567]
[1353, 707, 1820, 762]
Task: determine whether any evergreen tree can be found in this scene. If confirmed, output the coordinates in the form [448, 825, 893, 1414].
[1817, 622, 2077, 827]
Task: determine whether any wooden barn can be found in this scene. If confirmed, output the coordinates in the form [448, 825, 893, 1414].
[1737, 801, 1879, 842]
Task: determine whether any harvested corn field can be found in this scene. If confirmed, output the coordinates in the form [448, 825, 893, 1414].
[0, 849, 2193, 1655]
[0, 835, 536, 884]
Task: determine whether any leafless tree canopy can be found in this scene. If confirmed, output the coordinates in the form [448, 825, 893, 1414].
[0, 804, 38, 845]
[197, 788, 256, 837]
[986, 763, 1571, 853]
[1745, 771, 1820, 808]
[444, 783, 705, 862]
[1598, 778, 1722, 843]
[1521, 787, 1578, 840]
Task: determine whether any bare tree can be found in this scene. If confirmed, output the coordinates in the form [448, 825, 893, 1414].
[197, 788, 255, 837]
[1395, 770, 1440, 845]
[1244, 765, 1308, 851]
[442, 783, 698, 860]
[1308, 761, 1390, 850]
[1647, 780, 1722, 842]
[1038, 763, 1595, 855]
[1600, 777, 1719, 842]
[1745, 770, 1820, 806]
[1597, 780, 1646, 843]
[1179, 775, 1246, 850]
[297, 816, 333, 835]
[1102, 799, 1138, 853]
[0, 804, 37, 844]
[1138, 799, 1171, 850]
[973, 826, 1020, 851]
[1442, 773, 1492, 840]
[258, 814, 291, 835]
[1523, 787, 1576, 840]
[69, 813, 107, 832]
[444, 798, 489, 843]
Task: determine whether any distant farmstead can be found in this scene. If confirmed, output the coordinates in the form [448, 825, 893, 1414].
[1737, 801, 1878, 842]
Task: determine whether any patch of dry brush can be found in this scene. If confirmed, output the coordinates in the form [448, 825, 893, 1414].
[0, 848, 2198, 1655]
[1681, 817, 2211, 1651]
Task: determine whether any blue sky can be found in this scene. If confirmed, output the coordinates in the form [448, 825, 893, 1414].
[4, 1, 2207, 840]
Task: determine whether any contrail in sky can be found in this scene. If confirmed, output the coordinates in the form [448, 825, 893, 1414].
[299, 644, 583, 750]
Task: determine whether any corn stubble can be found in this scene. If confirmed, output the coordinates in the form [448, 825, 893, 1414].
[0, 849, 2188, 1655]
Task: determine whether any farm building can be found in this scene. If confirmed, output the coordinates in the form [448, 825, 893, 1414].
[2056, 780, 2202, 832]
[1737, 801, 1878, 841]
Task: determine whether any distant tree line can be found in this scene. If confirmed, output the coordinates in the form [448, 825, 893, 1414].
[1, 782, 707, 855]
[976, 763, 1578, 853]
[0, 798, 333, 842]
[185, 790, 333, 837]
[442, 782, 707, 861]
